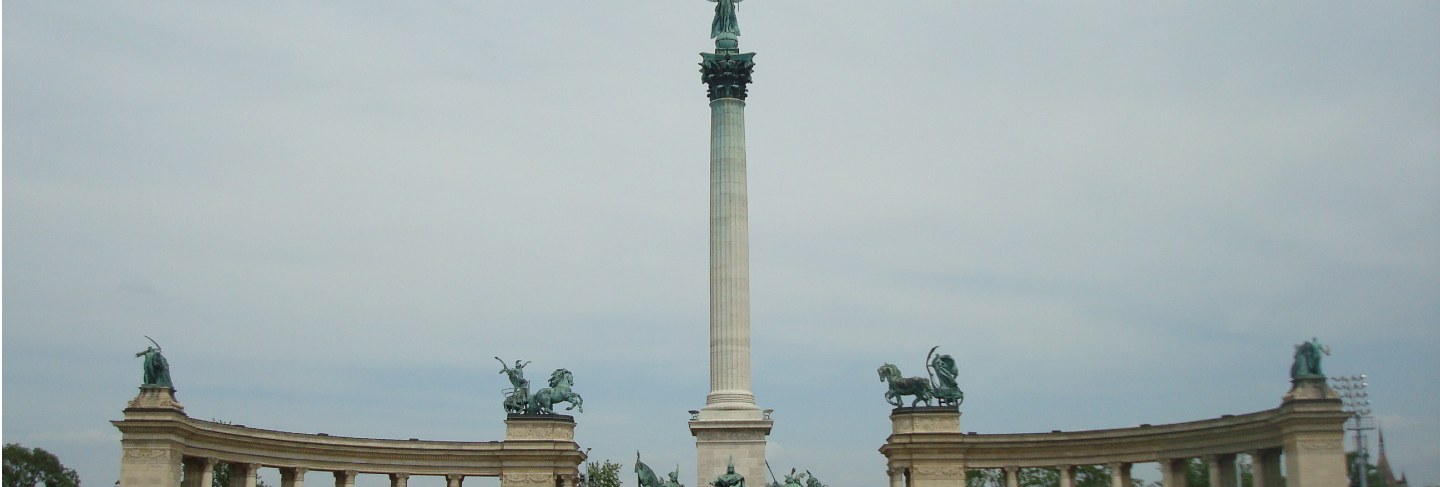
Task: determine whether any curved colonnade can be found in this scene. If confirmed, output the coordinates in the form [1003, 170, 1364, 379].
[114, 388, 583, 487]
[881, 378, 1349, 487]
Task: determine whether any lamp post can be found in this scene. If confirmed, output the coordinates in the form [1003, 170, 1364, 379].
[1331, 375, 1373, 487]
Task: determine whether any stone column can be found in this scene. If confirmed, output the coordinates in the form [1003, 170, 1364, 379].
[1058, 466, 1075, 487]
[1250, 450, 1283, 487]
[185, 458, 217, 487]
[1107, 463, 1131, 487]
[447, 474, 464, 487]
[334, 471, 357, 487]
[692, 42, 770, 487]
[389, 474, 409, 487]
[1003, 467, 1019, 487]
[701, 53, 759, 416]
[228, 464, 259, 487]
[280, 468, 307, 487]
[1159, 459, 1187, 487]
[888, 468, 905, 487]
[1207, 455, 1236, 487]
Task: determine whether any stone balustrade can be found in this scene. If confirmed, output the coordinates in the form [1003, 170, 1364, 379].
[882, 378, 1349, 487]
[115, 387, 583, 487]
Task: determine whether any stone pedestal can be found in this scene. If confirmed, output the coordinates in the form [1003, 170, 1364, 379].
[690, 419, 772, 487]
[502, 415, 578, 487]
[1283, 377, 1340, 402]
[890, 407, 961, 435]
[119, 387, 187, 487]
[885, 407, 963, 487]
[504, 414, 576, 441]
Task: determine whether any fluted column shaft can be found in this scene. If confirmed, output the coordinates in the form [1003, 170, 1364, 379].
[707, 97, 755, 408]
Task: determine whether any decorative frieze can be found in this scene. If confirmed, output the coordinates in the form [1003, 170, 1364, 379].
[123, 448, 175, 465]
[501, 474, 554, 485]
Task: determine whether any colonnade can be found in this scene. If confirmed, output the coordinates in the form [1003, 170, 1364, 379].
[173, 459, 568, 487]
[115, 387, 583, 487]
[881, 378, 1350, 487]
[928, 451, 1287, 487]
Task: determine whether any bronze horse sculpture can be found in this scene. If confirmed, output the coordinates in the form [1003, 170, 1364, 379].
[877, 363, 934, 407]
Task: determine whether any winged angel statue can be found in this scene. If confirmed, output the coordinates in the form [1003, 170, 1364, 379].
[709, 0, 742, 38]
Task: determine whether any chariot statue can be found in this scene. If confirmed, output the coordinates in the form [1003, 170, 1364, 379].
[878, 346, 964, 407]
[496, 357, 583, 414]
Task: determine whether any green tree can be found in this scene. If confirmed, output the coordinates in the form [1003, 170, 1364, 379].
[584, 460, 622, 487]
[3, 444, 81, 487]
[966, 469, 1001, 487]
[1345, 453, 1381, 487]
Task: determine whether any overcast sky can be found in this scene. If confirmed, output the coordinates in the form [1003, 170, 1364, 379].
[5, 2, 1438, 487]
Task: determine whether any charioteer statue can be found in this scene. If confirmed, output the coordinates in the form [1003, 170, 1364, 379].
[496, 357, 583, 415]
[877, 346, 965, 407]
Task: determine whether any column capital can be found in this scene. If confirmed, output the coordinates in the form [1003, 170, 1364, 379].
[700, 52, 756, 101]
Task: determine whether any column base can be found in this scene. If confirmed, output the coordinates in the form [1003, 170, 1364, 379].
[690, 418, 772, 487]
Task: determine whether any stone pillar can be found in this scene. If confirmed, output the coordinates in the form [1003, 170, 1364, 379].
[1207, 455, 1236, 487]
[229, 464, 260, 487]
[117, 387, 188, 487]
[881, 409, 963, 487]
[1107, 463, 1131, 487]
[334, 470, 357, 487]
[1159, 459, 1187, 487]
[118, 445, 184, 487]
[280, 468, 307, 487]
[447, 474, 464, 487]
[1003, 467, 1019, 487]
[1250, 450, 1283, 487]
[1280, 377, 1349, 487]
[184, 458, 217, 487]
[888, 468, 905, 487]
[389, 474, 409, 487]
[1058, 466, 1075, 487]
